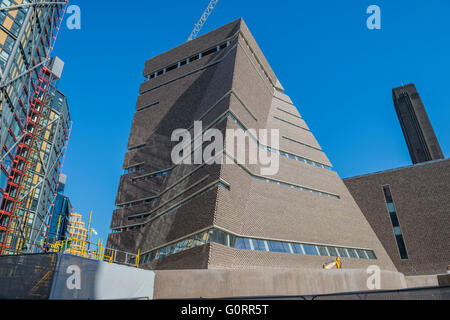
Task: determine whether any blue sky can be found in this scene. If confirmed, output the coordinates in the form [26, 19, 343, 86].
[53, 0, 450, 245]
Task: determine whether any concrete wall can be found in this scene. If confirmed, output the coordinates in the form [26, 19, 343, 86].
[405, 275, 439, 288]
[50, 254, 155, 300]
[152, 268, 407, 299]
[404, 274, 450, 288]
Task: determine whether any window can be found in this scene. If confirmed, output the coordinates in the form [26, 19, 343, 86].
[383, 185, 393, 203]
[213, 229, 226, 245]
[336, 247, 349, 258]
[138, 228, 377, 266]
[202, 47, 218, 57]
[166, 64, 178, 72]
[356, 249, 368, 259]
[366, 250, 377, 260]
[382, 185, 408, 259]
[189, 54, 199, 62]
[252, 239, 267, 251]
[126, 164, 143, 173]
[291, 243, 303, 254]
[303, 244, 318, 255]
[327, 246, 338, 257]
[234, 237, 251, 250]
[347, 249, 358, 258]
[387, 202, 395, 213]
[317, 246, 329, 256]
[267, 241, 290, 253]
[393, 226, 402, 236]
[389, 211, 400, 227]
[395, 235, 409, 259]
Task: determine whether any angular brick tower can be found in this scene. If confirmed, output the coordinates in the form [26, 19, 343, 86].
[107, 19, 397, 272]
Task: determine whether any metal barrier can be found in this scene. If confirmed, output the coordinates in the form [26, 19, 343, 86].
[3, 234, 141, 268]
[47, 238, 140, 268]
[0, 252, 152, 300]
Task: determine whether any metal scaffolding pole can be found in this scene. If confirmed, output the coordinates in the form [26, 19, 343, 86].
[0, 0, 70, 255]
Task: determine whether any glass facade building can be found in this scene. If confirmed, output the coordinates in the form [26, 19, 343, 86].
[0, 1, 70, 254]
[47, 173, 72, 243]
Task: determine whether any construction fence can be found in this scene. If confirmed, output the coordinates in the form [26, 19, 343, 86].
[0, 252, 154, 300]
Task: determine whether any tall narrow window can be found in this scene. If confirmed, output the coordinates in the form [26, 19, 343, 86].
[382, 185, 408, 259]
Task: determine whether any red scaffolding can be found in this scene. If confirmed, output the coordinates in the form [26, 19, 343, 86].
[0, 2, 70, 254]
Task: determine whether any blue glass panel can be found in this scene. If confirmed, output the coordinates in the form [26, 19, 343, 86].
[303, 244, 318, 255]
[317, 246, 329, 256]
[234, 237, 251, 250]
[0, 169, 8, 191]
[336, 247, 349, 258]
[366, 250, 377, 260]
[327, 246, 338, 257]
[267, 241, 290, 253]
[347, 248, 358, 258]
[252, 239, 267, 251]
[291, 243, 303, 254]
[356, 249, 368, 259]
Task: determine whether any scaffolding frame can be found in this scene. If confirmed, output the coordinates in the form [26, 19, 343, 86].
[5, 221, 141, 268]
[0, 1, 70, 255]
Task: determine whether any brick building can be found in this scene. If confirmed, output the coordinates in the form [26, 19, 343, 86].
[107, 19, 397, 272]
[344, 84, 449, 276]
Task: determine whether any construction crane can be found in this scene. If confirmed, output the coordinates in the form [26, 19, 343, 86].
[187, 0, 220, 41]
[323, 256, 342, 270]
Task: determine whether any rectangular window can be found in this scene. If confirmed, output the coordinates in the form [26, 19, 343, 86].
[166, 64, 178, 72]
[267, 241, 290, 253]
[387, 202, 395, 213]
[382, 185, 408, 260]
[303, 244, 318, 255]
[189, 54, 199, 62]
[252, 239, 267, 251]
[202, 47, 217, 57]
[336, 247, 349, 258]
[234, 237, 251, 250]
[317, 246, 329, 256]
[393, 226, 402, 236]
[291, 243, 303, 255]
[389, 211, 400, 227]
[326, 246, 338, 257]
[356, 249, 368, 259]
[366, 250, 377, 260]
[382, 185, 393, 203]
[212, 229, 225, 245]
[395, 235, 409, 259]
[138, 229, 377, 264]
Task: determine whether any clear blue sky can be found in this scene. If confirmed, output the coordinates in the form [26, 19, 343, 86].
[53, 0, 450, 245]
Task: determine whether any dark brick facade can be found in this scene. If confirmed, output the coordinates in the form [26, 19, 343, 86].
[344, 159, 450, 276]
[392, 83, 444, 164]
